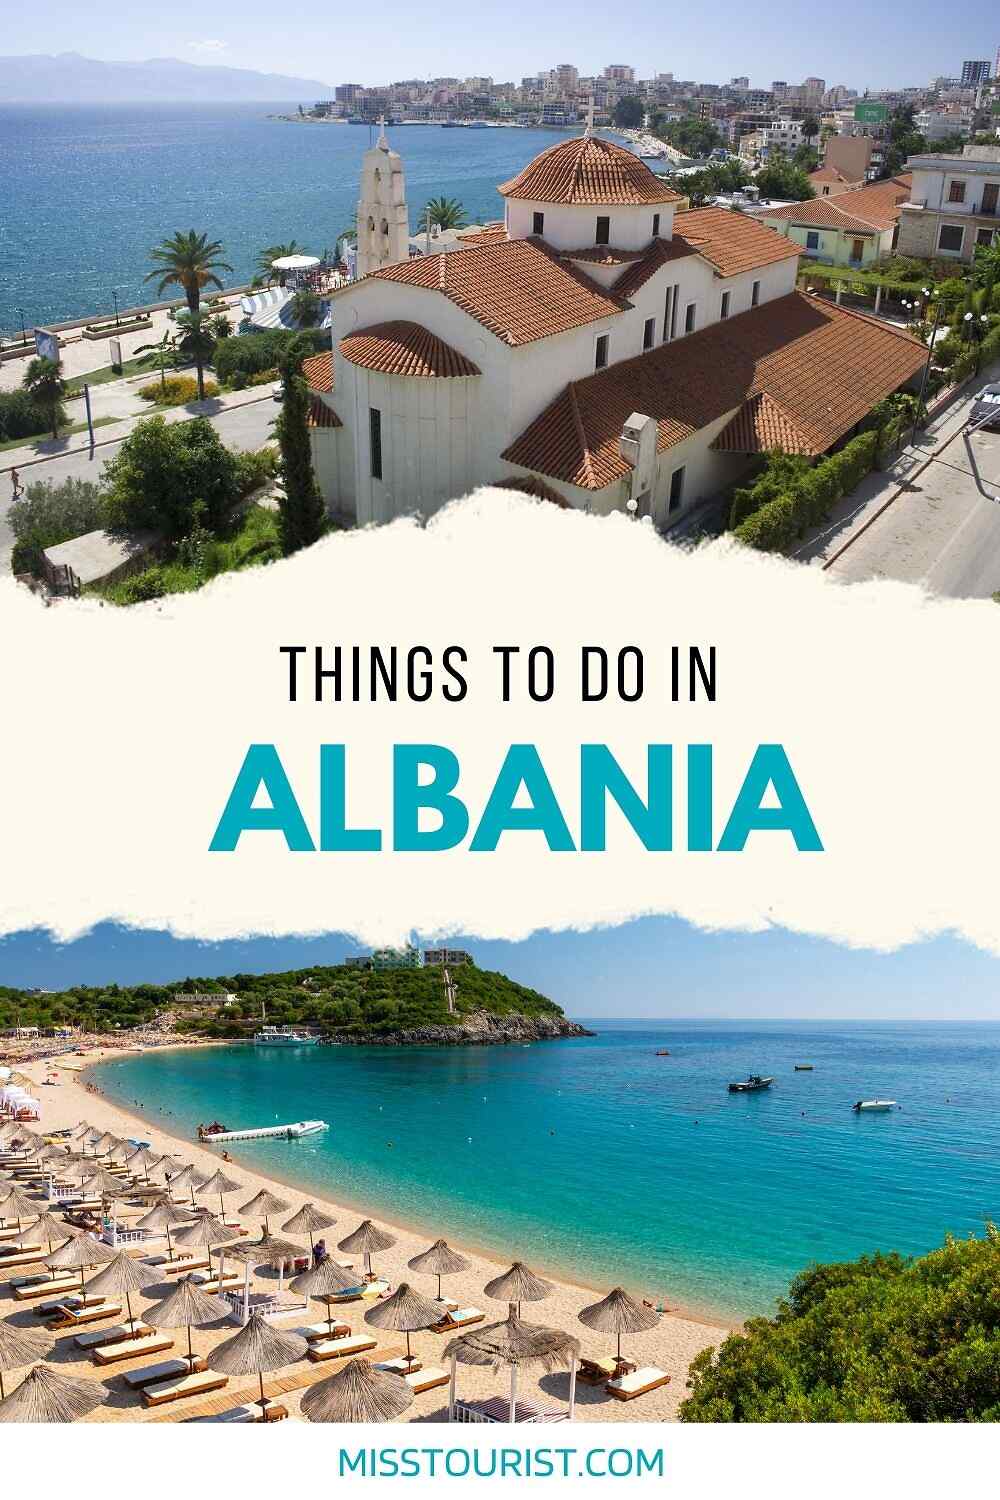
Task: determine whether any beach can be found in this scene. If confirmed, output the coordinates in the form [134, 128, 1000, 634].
[1, 1052, 726, 1423]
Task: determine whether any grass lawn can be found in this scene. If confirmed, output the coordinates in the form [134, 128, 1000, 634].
[99, 503, 283, 604]
[0, 416, 117, 454]
[64, 354, 169, 394]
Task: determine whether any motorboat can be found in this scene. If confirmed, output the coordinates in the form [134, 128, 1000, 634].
[852, 1099, 896, 1112]
[253, 1026, 319, 1046]
[727, 1075, 774, 1093]
[794, 1064, 814, 1071]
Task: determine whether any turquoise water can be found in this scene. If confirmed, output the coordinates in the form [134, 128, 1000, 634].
[0, 104, 576, 330]
[89, 1021, 1000, 1323]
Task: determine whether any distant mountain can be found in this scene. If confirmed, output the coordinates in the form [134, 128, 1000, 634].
[0, 51, 333, 103]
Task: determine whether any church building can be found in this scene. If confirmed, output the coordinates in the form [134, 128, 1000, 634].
[303, 127, 926, 529]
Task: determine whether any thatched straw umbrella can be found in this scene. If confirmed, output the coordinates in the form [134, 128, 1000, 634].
[85, 1251, 161, 1337]
[44, 1230, 116, 1301]
[289, 1259, 360, 1338]
[218, 1231, 305, 1321]
[0, 1183, 41, 1231]
[135, 1199, 194, 1257]
[444, 1310, 581, 1423]
[577, 1286, 660, 1370]
[364, 1282, 442, 1370]
[124, 1146, 158, 1181]
[0, 1318, 52, 1400]
[282, 1202, 335, 1254]
[145, 1277, 231, 1369]
[408, 1238, 470, 1302]
[163, 1163, 199, 1206]
[483, 1260, 554, 1318]
[207, 1309, 307, 1419]
[68, 1121, 91, 1140]
[239, 1189, 291, 1235]
[89, 1132, 120, 1158]
[80, 1166, 129, 1200]
[337, 1219, 395, 1280]
[197, 1167, 242, 1221]
[301, 1357, 413, 1424]
[13, 1211, 80, 1258]
[0, 1364, 107, 1423]
[172, 1212, 236, 1288]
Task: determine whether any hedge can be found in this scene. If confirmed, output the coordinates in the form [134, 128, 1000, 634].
[734, 431, 878, 552]
[214, 327, 327, 386]
[0, 388, 63, 442]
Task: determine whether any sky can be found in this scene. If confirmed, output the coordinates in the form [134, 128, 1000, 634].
[2, 918, 999, 1021]
[4, 3, 997, 93]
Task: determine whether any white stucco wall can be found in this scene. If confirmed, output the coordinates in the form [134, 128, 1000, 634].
[505, 197, 676, 251]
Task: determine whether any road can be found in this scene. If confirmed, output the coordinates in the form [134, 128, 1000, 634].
[1, 398, 278, 573]
[828, 421, 1000, 599]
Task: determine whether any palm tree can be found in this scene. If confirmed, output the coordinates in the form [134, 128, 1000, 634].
[174, 311, 217, 401]
[135, 329, 179, 392]
[421, 196, 467, 231]
[254, 241, 305, 288]
[145, 230, 233, 316]
[289, 289, 321, 328]
[23, 356, 66, 440]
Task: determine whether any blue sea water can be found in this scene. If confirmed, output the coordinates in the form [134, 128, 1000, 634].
[0, 104, 575, 331]
[89, 1020, 1000, 1324]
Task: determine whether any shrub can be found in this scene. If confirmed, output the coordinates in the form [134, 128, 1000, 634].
[246, 367, 279, 387]
[730, 451, 811, 529]
[234, 446, 280, 496]
[138, 374, 219, 406]
[734, 431, 878, 552]
[8, 475, 107, 577]
[214, 327, 327, 386]
[0, 388, 60, 443]
[111, 567, 168, 604]
[102, 415, 241, 539]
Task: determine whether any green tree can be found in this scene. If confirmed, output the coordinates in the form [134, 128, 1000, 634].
[134, 329, 179, 392]
[274, 342, 326, 555]
[612, 96, 644, 129]
[420, 196, 468, 230]
[682, 1229, 1000, 1422]
[102, 415, 240, 539]
[145, 230, 233, 316]
[173, 310, 218, 401]
[288, 289, 322, 328]
[22, 356, 66, 440]
[255, 240, 306, 287]
[755, 151, 816, 202]
[801, 114, 820, 146]
[881, 106, 926, 178]
[8, 476, 106, 576]
[659, 115, 723, 158]
[670, 159, 752, 205]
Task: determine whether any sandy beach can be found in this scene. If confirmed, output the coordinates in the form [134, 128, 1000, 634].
[0, 1051, 727, 1423]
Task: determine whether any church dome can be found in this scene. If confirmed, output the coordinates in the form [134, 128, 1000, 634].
[498, 134, 682, 207]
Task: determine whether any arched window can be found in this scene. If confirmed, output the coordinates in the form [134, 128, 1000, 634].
[367, 216, 375, 232]
[380, 219, 388, 236]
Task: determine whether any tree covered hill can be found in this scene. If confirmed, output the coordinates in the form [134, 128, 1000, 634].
[0, 961, 569, 1041]
[681, 1229, 1000, 1422]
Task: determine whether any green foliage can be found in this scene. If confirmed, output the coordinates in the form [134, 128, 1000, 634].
[669, 159, 751, 205]
[102, 415, 240, 540]
[254, 241, 306, 288]
[145, 229, 233, 313]
[22, 356, 67, 440]
[138, 374, 219, 406]
[681, 1229, 1000, 1422]
[0, 960, 564, 1039]
[421, 196, 468, 230]
[730, 451, 811, 528]
[733, 431, 879, 552]
[275, 347, 326, 555]
[658, 115, 723, 157]
[972, 242, 1000, 291]
[289, 289, 322, 328]
[880, 105, 926, 179]
[174, 310, 219, 400]
[214, 327, 326, 386]
[0, 388, 60, 443]
[8, 476, 107, 577]
[234, 445, 280, 496]
[612, 96, 644, 129]
[755, 152, 815, 203]
[102, 504, 282, 604]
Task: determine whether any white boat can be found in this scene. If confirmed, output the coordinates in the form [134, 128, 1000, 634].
[253, 1026, 319, 1047]
[852, 1099, 897, 1112]
[198, 1120, 328, 1142]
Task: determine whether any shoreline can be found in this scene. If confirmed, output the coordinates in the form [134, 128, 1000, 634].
[81, 1047, 732, 1337]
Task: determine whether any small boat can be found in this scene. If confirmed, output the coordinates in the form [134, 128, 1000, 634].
[655, 1049, 671, 1057]
[254, 1026, 318, 1047]
[728, 1075, 774, 1093]
[794, 1064, 814, 1071]
[852, 1099, 896, 1112]
[198, 1120, 328, 1142]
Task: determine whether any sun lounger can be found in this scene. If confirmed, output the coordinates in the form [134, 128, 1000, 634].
[578, 1355, 619, 1386]
[404, 1365, 449, 1394]
[123, 1356, 206, 1391]
[142, 1369, 229, 1407]
[74, 1322, 153, 1350]
[378, 1355, 422, 1375]
[141, 1250, 199, 1268]
[160, 1256, 210, 1276]
[187, 1398, 286, 1424]
[188, 1271, 243, 1293]
[0, 1247, 45, 1268]
[47, 1301, 123, 1330]
[11, 1271, 79, 1300]
[430, 1307, 485, 1333]
[606, 1366, 671, 1402]
[299, 1321, 351, 1343]
[34, 1292, 106, 1316]
[307, 1333, 378, 1362]
[94, 1333, 174, 1365]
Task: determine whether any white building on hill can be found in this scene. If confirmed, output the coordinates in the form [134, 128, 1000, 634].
[303, 129, 925, 530]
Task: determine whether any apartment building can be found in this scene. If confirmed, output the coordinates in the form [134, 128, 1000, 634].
[896, 144, 1000, 262]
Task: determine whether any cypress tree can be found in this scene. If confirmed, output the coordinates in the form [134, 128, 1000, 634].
[275, 343, 326, 555]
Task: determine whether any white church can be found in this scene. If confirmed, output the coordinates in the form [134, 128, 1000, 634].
[302, 124, 925, 528]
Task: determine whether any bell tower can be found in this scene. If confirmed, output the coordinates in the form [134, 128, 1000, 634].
[356, 120, 410, 278]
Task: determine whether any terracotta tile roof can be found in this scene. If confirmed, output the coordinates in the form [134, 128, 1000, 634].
[301, 351, 333, 393]
[307, 396, 341, 429]
[809, 165, 856, 185]
[758, 176, 912, 234]
[713, 391, 814, 455]
[339, 321, 481, 377]
[560, 245, 649, 265]
[495, 473, 570, 507]
[498, 134, 682, 206]
[502, 292, 925, 489]
[671, 206, 801, 276]
[612, 235, 699, 297]
[368, 238, 628, 346]
[456, 221, 508, 245]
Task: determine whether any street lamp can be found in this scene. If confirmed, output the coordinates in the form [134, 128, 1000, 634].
[112, 290, 120, 327]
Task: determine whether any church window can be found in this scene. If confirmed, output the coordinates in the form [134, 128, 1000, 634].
[595, 216, 611, 245]
[367, 216, 375, 233]
[532, 211, 545, 235]
[643, 317, 656, 351]
[370, 408, 383, 481]
[652, 213, 660, 237]
[380, 219, 388, 236]
[595, 333, 609, 370]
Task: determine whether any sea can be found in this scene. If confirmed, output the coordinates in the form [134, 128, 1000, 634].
[88, 1019, 1000, 1325]
[0, 104, 581, 333]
